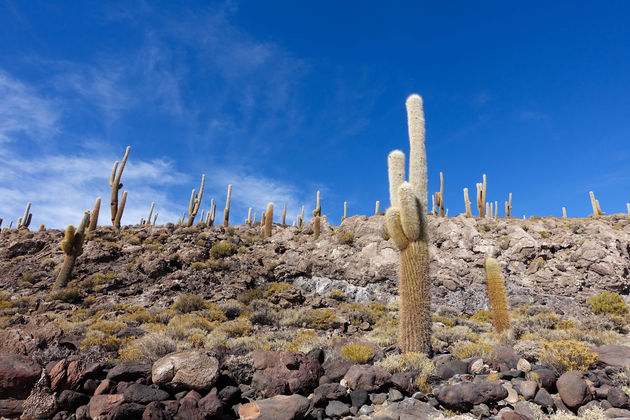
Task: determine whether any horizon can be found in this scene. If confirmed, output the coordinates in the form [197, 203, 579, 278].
[1, 1, 630, 229]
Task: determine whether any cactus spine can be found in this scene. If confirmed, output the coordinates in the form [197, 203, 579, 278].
[384, 94, 431, 354]
[17, 202, 32, 229]
[282, 203, 287, 226]
[484, 257, 511, 333]
[110, 146, 130, 227]
[264, 203, 273, 237]
[434, 172, 444, 216]
[375, 200, 380, 216]
[463, 188, 472, 217]
[505, 193, 512, 218]
[223, 184, 232, 227]
[476, 174, 487, 217]
[88, 197, 101, 232]
[54, 211, 90, 290]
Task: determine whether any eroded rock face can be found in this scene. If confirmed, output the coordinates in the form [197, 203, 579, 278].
[0, 355, 42, 400]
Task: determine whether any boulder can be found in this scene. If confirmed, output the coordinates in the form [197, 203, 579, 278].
[372, 397, 442, 419]
[435, 381, 508, 411]
[198, 388, 223, 418]
[152, 350, 219, 391]
[557, 371, 594, 409]
[123, 383, 170, 404]
[595, 345, 630, 369]
[325, 400, 351, 418]
[250, 350, 322, 397]
[107, 363, 152, 382]
[238, 394, 310, 420]
[0, 399, 23, 417]
[58, 390, 90, 412]
[89, 394, 125, 418]
[106, 403, 146, 420]
[0, 355, 42, 399]
[608, 387, 629, 408]
[342, 365, 391, 392]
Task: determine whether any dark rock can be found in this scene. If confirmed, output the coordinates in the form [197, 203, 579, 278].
[605, 407, 630, 418]
[218, 385, 240, 406]
[471, 403, 490, 418]
[533, 388, 554, 410]
[312, 383, 347, 406]
[0, 355, 42, 399]
[528, 369, 556, 392]
[0, 399, 23, 417]
[435, 381, 508, 411]
[83, 379, 100, 394]
[322, 357, 354, 382]
[124, 383, 170, 404]
[608, 387, 630, 408]
[175, 397, 203, 420]
[95, 379, 117, 395]
[306, 348, 325, 364]
[493, 346, 520, 368]
[343, 365, 391, 392]
[350, 389, 369, 408]
[89, 394, 125, 418]
[499, 370, 524, 380]
[557, 371, 594, 409]
[501, 412, 528, 420]
[198, 388, 223, 418]
[518, 380, 538, 401]
[370, 392, 387, 404]
[325, 400, 351, 418]
[58, 390, 90, 411]
[107, 363, 152, 382]
[250, 350, 322, 397]
[390, 371, 416, 395]
[106, 402, 146, 420]
[142, 401, 168, 420]
[437, 359, 468, 379]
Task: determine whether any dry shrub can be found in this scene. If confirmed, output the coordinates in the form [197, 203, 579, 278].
[171, 294, 207, 313]
[450, 341, 493, 360]
[539, 339, 598, 375]
[341, 343, 372, 364]
[118, 332, 178, 363]
[376, 352, 436, 377]
[219, 300, 246, 319]
[588, 291, 628, 315]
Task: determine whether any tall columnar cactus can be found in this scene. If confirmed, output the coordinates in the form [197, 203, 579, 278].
[223, 184, 232, 227]
[384, 94, 431, 354]
[476, 174, 487, 217]
[562, 207, 567, 219]
[282, 203, 287, 226]
[147, 202, 155, 226]
[264, 203, 274, 237]
[17, 202, 32, 230]
[54, 211, 90, 290]
[342, 201, 347, 222]
[113, 191, 127, 229]
[463, 188, 472, 217]
[505, 193, 512, 218]
[589, 191, 605, 217]
[206, 199, 216, 226]
[484, 257, 511, 333]
[110, 146, 130, 227]
[88, 197, 101, 232]
[434, 172, 444, 216]
[313, 191, 321, 240]
[152, 213, 158, 226]
[246, 208, 253, 227]
[627, 203, 630, 216]
[186, 175, 205, 226]
[375, 201, 380, 216]
[494, 201, 498, 218]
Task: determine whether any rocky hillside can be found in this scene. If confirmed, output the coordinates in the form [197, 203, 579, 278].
[1, 213, 630, 420]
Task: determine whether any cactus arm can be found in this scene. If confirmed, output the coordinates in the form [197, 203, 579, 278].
[246, 208, 252, 227]
[463, 188, 472, 217]
[54, 211, 90, 290]
[88, 197, 101, 231]
[114, 191, 127, 229]
[342, 201, 347, 222]
[147, 202, 155, 226]
[264, 203, 274, 237]
[223, 184, 232, 227]
[282, 203, 287, 226]
[484, 258, 511, 333]
[186, 175, 205, 226]
[406, 94, 428, 212]
[313, 216, 320, 240]
[388, 150, 405, 208]
[109, 146, 130, 225]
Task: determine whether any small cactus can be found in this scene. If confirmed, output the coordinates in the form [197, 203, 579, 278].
[282, 203, 287, 226]
[589, 191, 605, 217]
[38, 224, 45, 232]
[109, 146, 130, 228]
[264, 203, 273, 237]
[484, 257, 510, 333]
[17, 202, 32, 230]
[562, 207, 567, 219]
[246, 208, 252, 227]
[375, 200, 380, 216]
[313, 191, 321, 239]
[434, 171, 444, 216]
[505, 193, 512, 218]
[342, 201, 347, 222]
[54, 211, 90, 290]
[147, 202, 155, 226]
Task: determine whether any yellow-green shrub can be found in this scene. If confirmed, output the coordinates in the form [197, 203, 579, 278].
[539, 340, 598, 374]
[89, 320, 127, 335]
[209, 241, 237, 258]
[171, 294, 207, 313]
[307, 309, 337, 329]
[341, 343, 373, 364]
[450, 341, 493, 360]
[588, 291, 629, 315]
[376, 352, 436, 376]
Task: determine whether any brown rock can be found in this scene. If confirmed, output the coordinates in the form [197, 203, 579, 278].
[342, 364, 391, 392]
[198, 388, 222, 418]
[595, 345, 630, 369]
[0, 355, 42, 399]
[0, 399, 23, 417]
[608, 387, 630, 408]
[95, 379, 117, 395]
[250, 350, 322, 397]
[238, 395, 310, 420]
[89, 394, 125, 418]
[143, 401, 168, 420]
[20, 372, 57, 420]
[557, 371, 594, 409]
[0, 328, 37, 357]
[152, 351, 219, 391]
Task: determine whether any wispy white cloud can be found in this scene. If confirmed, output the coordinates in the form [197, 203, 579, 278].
[0, 71, 60, 143]
[0, 152, 186, 229]
[520, 110, 547, 121]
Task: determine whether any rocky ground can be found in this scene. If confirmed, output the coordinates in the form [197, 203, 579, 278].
[1, 213, 630, 419]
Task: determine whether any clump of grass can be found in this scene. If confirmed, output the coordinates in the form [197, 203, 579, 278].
[450, 341, 493, 360]
[209, 241, 237, 258]
[328, 289, 346, 301]
[171, 294, 207, 313]
[376, 352, 436, 376]
[337, 231, 355, 245]
[307, 308, 338, 329]
[47, 281, 82, 303]
[341, 343, 373, 364]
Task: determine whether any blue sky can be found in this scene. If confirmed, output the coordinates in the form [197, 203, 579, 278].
[1, 1, 629, 228]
